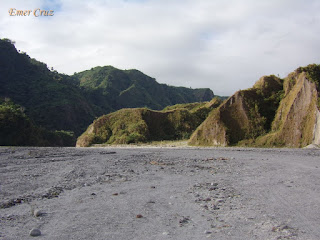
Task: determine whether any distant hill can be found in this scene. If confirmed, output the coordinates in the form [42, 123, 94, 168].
[73, 66, 214, 113]
[0, 38, 214, 142]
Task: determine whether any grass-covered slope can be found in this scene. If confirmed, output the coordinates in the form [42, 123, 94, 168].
[163, 97, 222, 112]
[76, 100, 221, 147]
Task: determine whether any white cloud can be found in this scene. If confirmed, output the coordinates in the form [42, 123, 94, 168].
[1, 0, 320, 95]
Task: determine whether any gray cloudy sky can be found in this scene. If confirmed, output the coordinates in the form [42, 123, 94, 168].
[1, 0, 320, 95]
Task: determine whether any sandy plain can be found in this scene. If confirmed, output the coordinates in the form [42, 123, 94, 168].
[0, 146, 320, 240]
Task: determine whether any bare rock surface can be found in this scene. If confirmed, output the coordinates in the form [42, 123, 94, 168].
[1, 146, 320, 239]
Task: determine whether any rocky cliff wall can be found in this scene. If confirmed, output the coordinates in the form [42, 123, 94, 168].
[189, 89, 266, 146]
[257, 72, 319, 147]
[189, 75, 283, 146]
[189, 68, 320, 148]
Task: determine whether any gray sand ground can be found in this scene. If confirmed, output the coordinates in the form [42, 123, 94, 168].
[0, 146, 320, 240]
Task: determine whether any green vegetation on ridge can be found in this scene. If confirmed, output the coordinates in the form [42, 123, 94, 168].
[76, 100, 220, 147]
[73, 66, 215, 112]
[0, 38, 96, 137]
[3, 37, 318, 148]
[0, 38, 214, 146]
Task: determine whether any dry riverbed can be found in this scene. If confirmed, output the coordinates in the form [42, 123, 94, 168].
[0, 146, 320, 240]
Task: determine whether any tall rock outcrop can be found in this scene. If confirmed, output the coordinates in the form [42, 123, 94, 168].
[189, 75, 283, 146]
[256, 67, 320, 147]
[189, 65, 320, 147]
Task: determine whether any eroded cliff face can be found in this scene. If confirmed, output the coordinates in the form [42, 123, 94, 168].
[189, 67, 320, 148]
[188, 108, 228, 146]
[188, 90, 266, 146]
[76, 101, 217, 147]
[256, 72, 319, 147]
[313, 109, 320, 145]
[189, 75, 282, 146]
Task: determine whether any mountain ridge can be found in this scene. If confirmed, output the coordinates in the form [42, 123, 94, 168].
[78, 64, 320, 148]
[3, 38, 318, 148]
[0, 38, 215, 144]
[73, 65, 215, 112]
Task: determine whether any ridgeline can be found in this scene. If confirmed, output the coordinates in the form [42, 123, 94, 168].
[0, 38, 214, 146]
[1, 38, 319, 148]
[80, 65, 320, 148]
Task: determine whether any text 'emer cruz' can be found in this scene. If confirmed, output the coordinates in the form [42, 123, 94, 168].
[8, 8, 54, 17]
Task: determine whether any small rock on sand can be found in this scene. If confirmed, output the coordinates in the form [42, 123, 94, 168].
[33, 209, 43, 217]
[29, 228, 41, 237]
